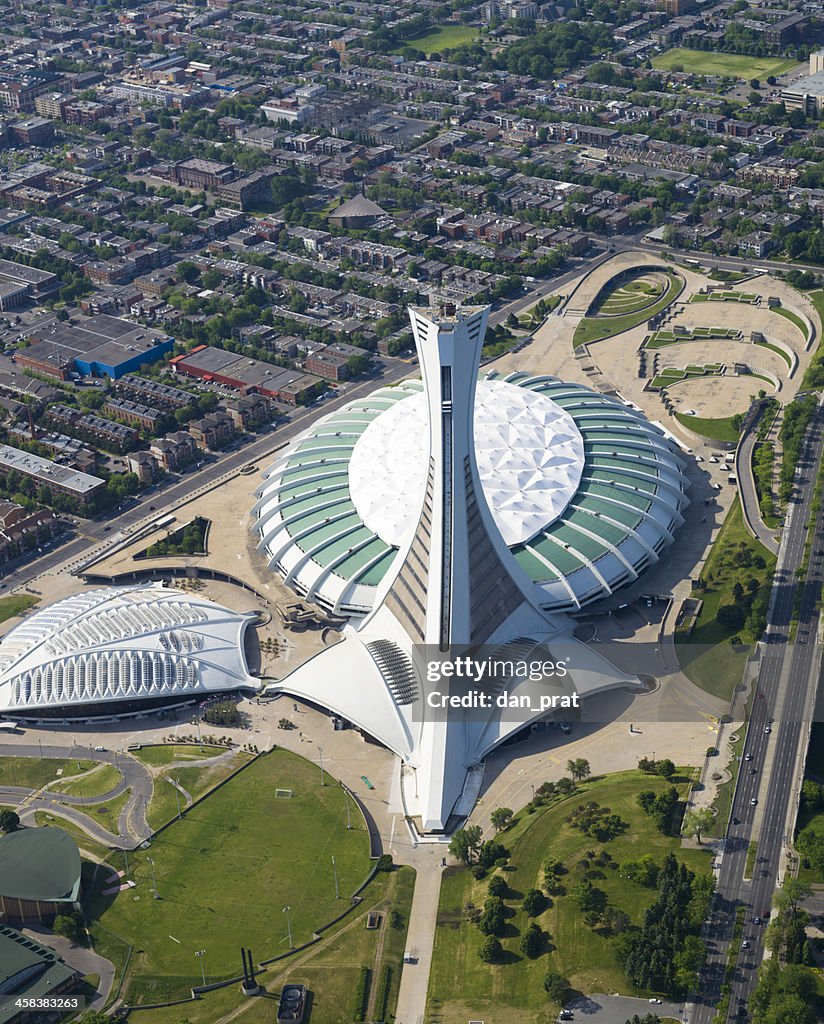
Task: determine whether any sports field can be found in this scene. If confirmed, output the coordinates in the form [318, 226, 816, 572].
[87, 748, 372, 1004]
[392, 24, 479, 55]
[652, 49, 797, 79]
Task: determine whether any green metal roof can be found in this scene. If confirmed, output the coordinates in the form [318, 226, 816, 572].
[0, 827, 81, 903]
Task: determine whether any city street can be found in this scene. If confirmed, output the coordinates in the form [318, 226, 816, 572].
[692, 401, 824, 1023]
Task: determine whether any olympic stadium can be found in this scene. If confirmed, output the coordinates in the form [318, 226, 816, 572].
[252, 372, 690, 618]
[0, 585, 256, 718]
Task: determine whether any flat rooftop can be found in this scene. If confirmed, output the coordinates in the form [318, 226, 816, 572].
[0, 444, 104, 495]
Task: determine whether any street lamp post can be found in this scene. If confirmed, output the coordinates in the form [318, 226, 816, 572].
[282, 906, 293, 948]
[332, 856, 340, 900]
[344, 787, 351, 830]
[173, 778, 181, 820]
[318, 746, 325, 786]
[148, 857, 159, 899]
[195, 949, 206, 986]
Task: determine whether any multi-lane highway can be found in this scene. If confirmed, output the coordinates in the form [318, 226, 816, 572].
[692, 401, 824, 1023]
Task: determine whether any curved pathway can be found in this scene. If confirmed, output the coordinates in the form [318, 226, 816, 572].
[0, 745, 154, 848]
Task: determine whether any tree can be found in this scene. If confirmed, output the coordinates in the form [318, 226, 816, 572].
[683, 808, 715, 844]
[479, 896, 506, 936]
[490, 806, 514, 831]
[655, 758, 676, 779]
[478, 935, 503, 963]
[566, 758, 591, 781]
[520, 921, 544, 959]
[52, 914, 82, 944]
[0, 809, 19, 832]
[488, 874, 507, 898]
[543, 971, 569, 1003]
[449, 825, 482, 864]
[522, 887, 546, 916]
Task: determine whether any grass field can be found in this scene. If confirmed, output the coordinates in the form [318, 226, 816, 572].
[120, 866, 415, 1024]
[675, 499, 775, 700]
[0, 593, 38, 624]
[391, 24, 479, 55]
[652, 48, 797, 80]
[0, 756, 94, 789]
[146, 750, 253, 830]
[427, 771, 711, 1024]
[133, 743, 228, 767]
[574, 272, 682, 347]
[87, 748, 372, 1004]
[52, 763, 122, 798]
[674, 412, 741, 443]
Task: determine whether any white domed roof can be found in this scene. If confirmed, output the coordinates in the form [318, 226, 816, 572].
[252, 373, 689, 616]
[349, 379, 585, 548]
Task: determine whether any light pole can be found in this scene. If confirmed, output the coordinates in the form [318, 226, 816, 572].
[173, 778, 181, 820]
[282, 906, 293, 948]
[318, 746, 325, 786]
[148, 857, 159, 899]
[344, 787, 351, 830]
[122, 848, 130, 878]
[37, 738, 43, 759]
[195, 949, 206, 986]
[332, 856, 340, 900]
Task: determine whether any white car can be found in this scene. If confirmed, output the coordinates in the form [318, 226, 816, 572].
[649, 998, 663, 1004]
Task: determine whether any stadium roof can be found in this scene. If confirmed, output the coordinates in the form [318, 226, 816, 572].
[0, 584, 256, 714]
[0, 827, 81, 903]
[329, 193, 387, 219]
[253, 372, 689, 616]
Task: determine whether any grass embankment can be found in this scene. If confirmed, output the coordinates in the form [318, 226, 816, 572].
[651, 48, 797, 79]
[0, 593, 38, 623]
[574, 272, 682, 347]
[115, 866, 415, 1024]
[708, 725, 747, 838]
[674, 413, 741, 443]
[427, 771, 711, 1022]
[800, 289, 824, 391]
[86, 748, 372, 1005]
[0, 756, 95, 789]
[675, 499, 776, 700]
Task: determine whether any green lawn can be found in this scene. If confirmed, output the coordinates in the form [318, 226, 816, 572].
[574, 272, 683, 347]
[674, 412, 741, 443]
[651, 48, 797, 79]
[391, 23, 479, 54]
[427, 771, 711, 1024]
[675, 499, 775, 700]
[146, 751, 253, 830]
[116, 866, 415, 1024]
[86, 749, 372, 1005]
[0, 593, 38, 624]
[133, 743, 228, 767]
[52, 763, 122, 798]
[0, 756, 95, 789]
